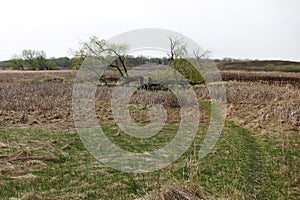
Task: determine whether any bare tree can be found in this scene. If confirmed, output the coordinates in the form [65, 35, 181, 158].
[167, 36, 187, 61]
[193, 49, 210, 61]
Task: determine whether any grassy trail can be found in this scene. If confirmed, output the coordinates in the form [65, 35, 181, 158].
[197, 121, 295, 199]
[231, 123, 269, 199]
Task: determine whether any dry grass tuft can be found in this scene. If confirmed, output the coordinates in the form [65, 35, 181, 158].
[139, 182, 218, 200]
[21, 193, 44, 200]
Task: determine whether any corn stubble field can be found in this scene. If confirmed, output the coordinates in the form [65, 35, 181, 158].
[0, 70, 299, 199]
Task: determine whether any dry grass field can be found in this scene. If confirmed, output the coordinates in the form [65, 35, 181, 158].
[0, 70, 299, 199]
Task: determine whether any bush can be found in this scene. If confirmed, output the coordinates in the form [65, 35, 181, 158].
[170, 59, 204, 85]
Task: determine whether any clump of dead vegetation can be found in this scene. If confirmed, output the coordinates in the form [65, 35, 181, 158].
[0, 71, 299, 133]
[139, 182, 217, 200]
[220, 70, 300, 84]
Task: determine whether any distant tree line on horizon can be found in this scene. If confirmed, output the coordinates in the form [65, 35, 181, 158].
[0, 53, 173, 71]
[1, 53, 299, 73]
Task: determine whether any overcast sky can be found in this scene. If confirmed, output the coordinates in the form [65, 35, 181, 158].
[0, 0, 299, 61]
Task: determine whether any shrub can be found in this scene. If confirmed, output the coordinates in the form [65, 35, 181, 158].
[170, 58, 204, 85]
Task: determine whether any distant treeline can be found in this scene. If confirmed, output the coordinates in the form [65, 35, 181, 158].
[1, 55, 300, 73]
[0, 55, 171, 70]
[0, 56, 75, 70]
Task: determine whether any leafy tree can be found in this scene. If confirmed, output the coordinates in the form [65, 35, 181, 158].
[71, 55, 86, 70]
[50, 57, 72, 69]
[73, 36, 129, 77]
[9, 55, 26, 70]
[9, 50, 59, 70]
[22, 50, 44, 69]
[34, 55, 58, 70]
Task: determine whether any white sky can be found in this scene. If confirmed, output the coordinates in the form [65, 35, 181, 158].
[0, 0, 299, 61]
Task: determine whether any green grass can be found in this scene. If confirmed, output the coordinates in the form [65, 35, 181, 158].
[198, 121, 274, 199]
[103, 124, 178, 153]
[265, 64, 300, 72]
[0, 119, 299, 199]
